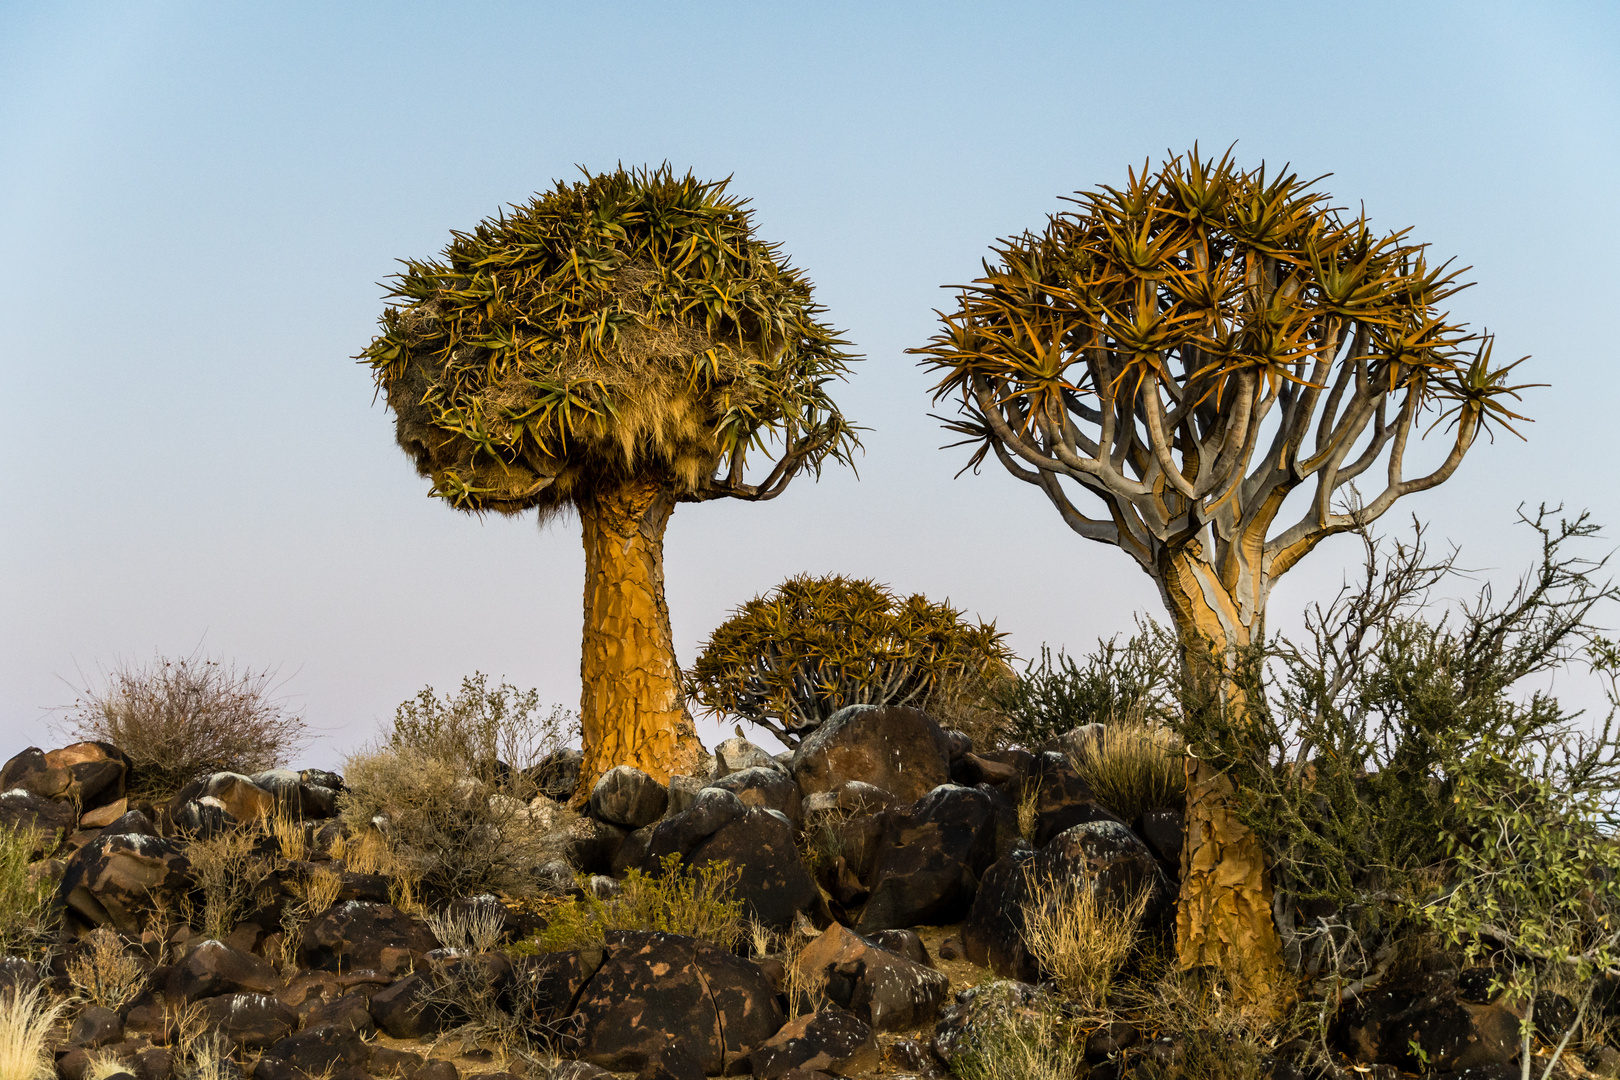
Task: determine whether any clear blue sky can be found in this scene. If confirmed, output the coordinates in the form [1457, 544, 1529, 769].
[3, 2, 1616, 766]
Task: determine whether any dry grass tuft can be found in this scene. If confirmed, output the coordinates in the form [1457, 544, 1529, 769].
[427, 903, 506, 953]
[67, 929, 147, 1010]
[1016, 783, 1039, 843]
[185, 829, 275, 941]
[61, 650, 306, 798]
[1019, 869, 1153, 1011]
[0, 983, 69, 1080]
[269, 808, 307, 862]
[1069, 720, 1185, 822]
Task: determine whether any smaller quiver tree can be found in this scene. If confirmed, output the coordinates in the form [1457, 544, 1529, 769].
[688, 574, 1011, 746]
[360, 167, 858, 800]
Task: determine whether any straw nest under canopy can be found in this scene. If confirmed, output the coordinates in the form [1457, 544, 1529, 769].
[361, 166, 859, 518]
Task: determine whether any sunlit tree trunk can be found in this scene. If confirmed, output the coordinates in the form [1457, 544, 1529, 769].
[1158, 546, 1291, 1018]
[572, 478, 702, 805]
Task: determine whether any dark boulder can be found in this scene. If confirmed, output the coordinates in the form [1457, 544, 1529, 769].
[527, 748, 584, 802]
[1138, 808, 1185, 874]
[962, 819, 1170, 981]
[643, 788, 746, 865]
[57, 831, 192, 935]
[370, 972, 465, 1039]
[195, 992, 299, 1049]
[68, 1004, 124, 1049]
[1339, 974, 1520, 1073]
[588, 766, 669, 829]
[791, 706, 952, 805]
[712, 737, 783, 779]
[303, 991, 376, 1035]
[856, 785, 998, 932]
[262, 1025, 372, 1076]
[297, 901, 437, 975]
[793, 923, 949, 1032]
[0, 787, 77, 856]
[165, 939, 280, 1002]
[568, 931, 783, 1074]
[748, 1007, 879, 1078]
[865, 930, 932, 968]
[1027, 752, 1123, 847]
[508, 948, 605, 1039]
[705, 767, 802, 827]
[687, 808, 821, 930]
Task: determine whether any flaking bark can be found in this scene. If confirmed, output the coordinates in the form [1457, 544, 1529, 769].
[574, 479, 702, 803]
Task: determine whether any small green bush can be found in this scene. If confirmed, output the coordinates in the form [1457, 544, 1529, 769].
[689, 574, 1011, 747]
[992, 622, 1177, 749]
[0, 823, 54, 958]
[525, 854, 743, 952]
[942, 982, 1083, 1080]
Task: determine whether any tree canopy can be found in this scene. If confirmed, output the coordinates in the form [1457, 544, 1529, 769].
[361, 166, 859, 516]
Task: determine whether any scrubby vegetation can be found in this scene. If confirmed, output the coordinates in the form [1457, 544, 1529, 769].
[339, 745, 551, 902]
[526, 854, 744, 952]
[387, 672, 577, 797]
[61, 651, 306, 797]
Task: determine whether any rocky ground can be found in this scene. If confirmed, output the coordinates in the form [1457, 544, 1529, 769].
[2, 706, 1613, 1080]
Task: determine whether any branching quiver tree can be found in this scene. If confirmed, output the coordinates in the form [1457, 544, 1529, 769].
[914, 148, 1534, 1010]
[361, 167, 858, 800]
[688, 574, 1011, 746]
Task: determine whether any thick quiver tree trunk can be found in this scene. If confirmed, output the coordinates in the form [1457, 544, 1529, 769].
[573, 479, 702, 804]
[1160, 546, 1292, 1018]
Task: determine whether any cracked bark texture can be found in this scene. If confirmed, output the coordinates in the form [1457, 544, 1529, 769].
[574, 479, 701, 803]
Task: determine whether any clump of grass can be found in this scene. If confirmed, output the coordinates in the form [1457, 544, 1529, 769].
[269, 807, 307, 861]
[1016, 783, 1039, 843]
[0, 983, 70, 1080]
[428, 903, 506, 953]
[277, 864, 345, 973]
[85, 1052, 136, 1080]
[531, 854, 743, 952]
[1019, 869, 1153, 1011]
[184, 829, 275, 940]
[1069, 720, 1185, 822]
[67, 929, 147, 1010]
[0, 823, 55, 957]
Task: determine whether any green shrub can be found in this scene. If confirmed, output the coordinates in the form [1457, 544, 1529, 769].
[0, 823, 54, 958]
[63, 652, 306, 797]
[338, 747, 550, 902]
[991, 622, 1177, 749]
[1178, 510, 1620, 1003]
[526, 854, 743, 952]
[387, 673, 577, 799]
[689, 574, 1011, 747]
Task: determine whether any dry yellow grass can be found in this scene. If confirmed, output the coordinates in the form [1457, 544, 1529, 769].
[1019, 869, 1153, 1010]
[1069, 720, 1185, 822]
[67, 929, 146, 1010]
[0, 983, 68, 1080]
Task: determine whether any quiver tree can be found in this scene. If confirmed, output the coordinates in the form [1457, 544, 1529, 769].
[688, 574, 1011, 746]
[914, 148, 1533, 1009]
[361, 167, 858, 801]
